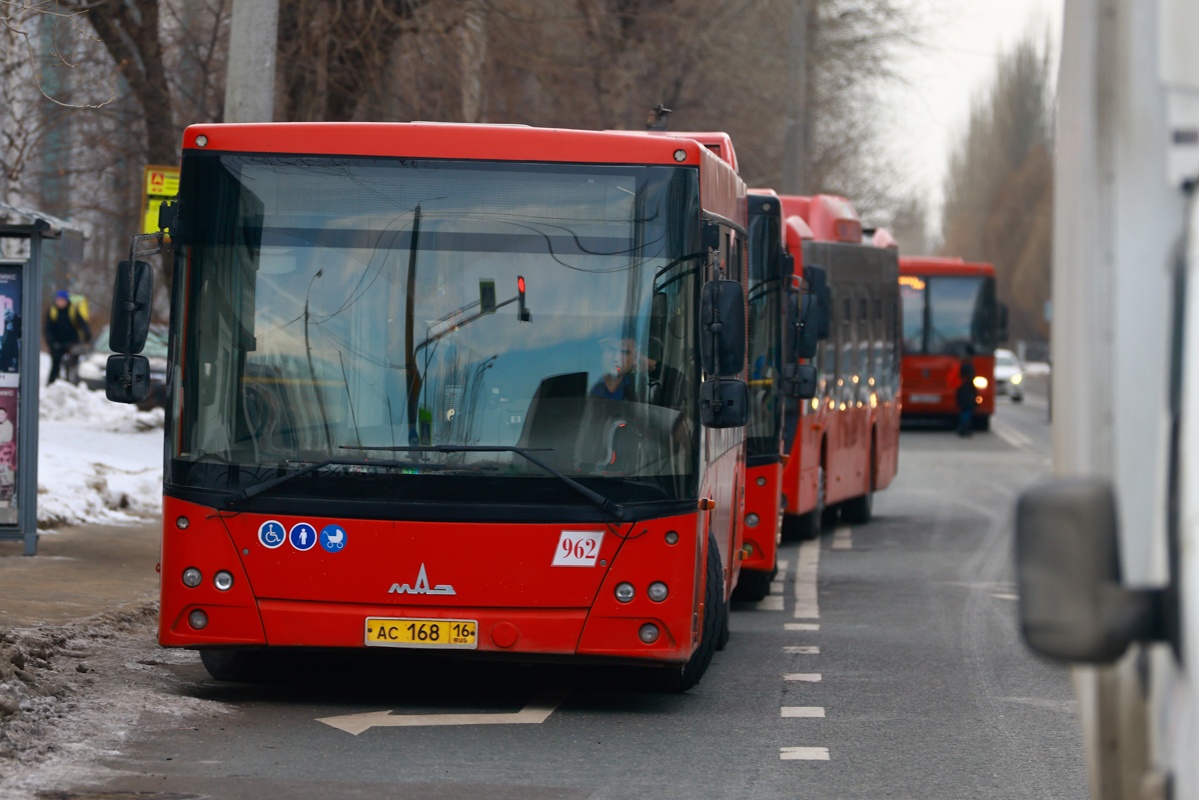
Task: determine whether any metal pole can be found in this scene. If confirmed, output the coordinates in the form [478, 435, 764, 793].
[224, 0, 279, 123]
[19, 232, 41, 555]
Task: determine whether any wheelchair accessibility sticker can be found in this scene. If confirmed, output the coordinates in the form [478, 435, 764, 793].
[320, 524, 347, 553]
[258, 520, 286, 549]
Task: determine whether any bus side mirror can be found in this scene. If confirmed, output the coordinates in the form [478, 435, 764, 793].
[700, 279, 746, 376]
[700, 378, 748, 428]
[1015, 478, 1166, 663]
[804, 265, 831, 339]
[105, 354, 151, 404]
[110, 259, 153, 354]
[796, 293, 820, 359]
[782, 363, 817, 399]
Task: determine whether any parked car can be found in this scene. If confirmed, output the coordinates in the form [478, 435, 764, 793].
[993, 348, 1024, 402]
[77, 323, 169, 409]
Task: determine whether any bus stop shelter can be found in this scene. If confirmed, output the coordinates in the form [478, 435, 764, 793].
[0, 203, 84, 555]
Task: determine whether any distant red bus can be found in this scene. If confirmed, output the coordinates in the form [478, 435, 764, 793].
[111, 122, 754, 692]
[779, 195, 902, 536]
[898, 257, 1002, 431]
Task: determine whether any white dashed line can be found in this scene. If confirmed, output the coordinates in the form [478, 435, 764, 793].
[794, 538, 820, 619]
[770, 580, 785, 593]
[783, 673, 822, 682]
[993, 418, 1035, 452]
[784, 645, 820, 654]
[777, 559, 790, 572]
[831, 525, 852, 550]
[991, 593, 1018, 601]
[785, 623, 819, 631]
[755, 595, 785, 611]
[780, 747, 830, 761]
[781, 707, 825, 718]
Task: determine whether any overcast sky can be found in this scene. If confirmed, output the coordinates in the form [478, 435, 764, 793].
[883, 0, 1065, 232]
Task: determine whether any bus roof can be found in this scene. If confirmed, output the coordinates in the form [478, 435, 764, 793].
[778, 194, 862, 243]
[649, 131, 739, 172]
[899, 256, 995, 276]
[182, 122, 715, 168]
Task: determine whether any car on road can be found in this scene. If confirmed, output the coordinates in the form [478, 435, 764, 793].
[993, 348, 1024, 402]
[77, 323, 169, 409]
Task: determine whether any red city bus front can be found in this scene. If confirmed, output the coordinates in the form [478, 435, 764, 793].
[898, 257, 1000, 431]
[153, 122, 749, 691]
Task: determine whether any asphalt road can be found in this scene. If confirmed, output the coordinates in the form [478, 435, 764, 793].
[67, 380, 1082, 800]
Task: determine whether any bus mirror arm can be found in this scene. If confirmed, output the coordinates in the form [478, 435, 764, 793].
[1014, 478, 1170, 663]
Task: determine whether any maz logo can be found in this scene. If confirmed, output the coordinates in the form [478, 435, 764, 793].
[388, 563, 456, 596]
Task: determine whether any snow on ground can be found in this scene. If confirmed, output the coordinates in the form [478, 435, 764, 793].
[35, 352, 164, 529]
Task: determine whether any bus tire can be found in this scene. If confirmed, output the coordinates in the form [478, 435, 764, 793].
[200, 648, 259, 682]
[972, 413, 991, 432]
[647, 534, 724, 693]
[732, 567, 772, 602]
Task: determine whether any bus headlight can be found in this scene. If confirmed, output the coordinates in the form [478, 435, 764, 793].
[639, 623, 660, 643]
[188, 609, 209, 629]
[213, 571, 234, 591]
[746, 513, 760, 528]
[615, 582, 635, 603]
[973, 376, 989, 390]
[182, 567, 202, 588]
[648, 582, 669, 602]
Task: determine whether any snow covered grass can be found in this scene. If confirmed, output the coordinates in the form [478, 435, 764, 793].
[35, 353, 164, 529]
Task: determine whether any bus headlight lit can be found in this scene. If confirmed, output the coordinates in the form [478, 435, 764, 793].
[746, 513, 760, 527]
[639, 623, 660, 643]
[648, 582, 669, 602]
[615, 582, 635, 603]
[973, 376, 989, 390]
[182, 567, 202, 588]
[213, 571, 234, 591]
[188, 609, 208, 629]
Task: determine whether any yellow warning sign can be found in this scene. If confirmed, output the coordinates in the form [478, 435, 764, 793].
[141, 164, 180, 234]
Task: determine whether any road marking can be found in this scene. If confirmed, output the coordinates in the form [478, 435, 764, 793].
[993, 418, 1035, 452]
[781, 706, 825, 718]
[780, 747, 830, 761]
[784, 673, 822, 682]
[755, 595, 785, 611]
[785, 623, 819, 631]
[831, 525, 852, 550]
[777, 559, 790, 571]
[992, 592, 1019, 601]
[770, 580, 785, 593]
[784, 645, 820, 654]
[794, 539, 820, 619]
[316, 689, 570, 735]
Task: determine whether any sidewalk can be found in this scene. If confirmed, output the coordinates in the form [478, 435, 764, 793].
[0, 519, 160, 629]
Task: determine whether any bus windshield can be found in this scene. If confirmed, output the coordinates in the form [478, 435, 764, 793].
[900, 274, 997, 356]
[167, 154, 702, 512]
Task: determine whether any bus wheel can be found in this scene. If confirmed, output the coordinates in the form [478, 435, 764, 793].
[647, 535, 724, 692]
[732, 568, 772, 602]
[972, 413, 991, 432]
[200, 648, 259, 682]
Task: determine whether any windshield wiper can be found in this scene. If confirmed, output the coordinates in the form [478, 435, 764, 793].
[345, 444, 627, 521]
[223, 457, 446, 507]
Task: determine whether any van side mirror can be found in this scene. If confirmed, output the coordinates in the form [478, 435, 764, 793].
[1015, 478, 1167, 662]
[700, 279, 746, 376]
[110, 259, 153, 354]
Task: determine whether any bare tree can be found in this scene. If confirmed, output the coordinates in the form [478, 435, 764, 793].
[941, 33, 1054, 343]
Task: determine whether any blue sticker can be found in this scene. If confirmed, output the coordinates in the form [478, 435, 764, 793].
[258, 520, 286, 549]
[320, 524, 347, 552]
[290, 522, 318, 551]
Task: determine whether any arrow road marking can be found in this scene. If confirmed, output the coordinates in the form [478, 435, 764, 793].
[316, 689, 570, 735]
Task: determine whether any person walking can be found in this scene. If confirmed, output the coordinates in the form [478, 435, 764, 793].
[44, 290, 91, 385]
[955, 350, 978, 437]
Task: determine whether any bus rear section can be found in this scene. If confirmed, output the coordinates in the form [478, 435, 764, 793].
[778, 195, 901, 537]
[899, 257, 1001, 431]
[139, 122, 751, 692]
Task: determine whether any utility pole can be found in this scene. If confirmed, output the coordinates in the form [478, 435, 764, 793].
[780, 0, 809, 194]
[224, 0, 279, 123]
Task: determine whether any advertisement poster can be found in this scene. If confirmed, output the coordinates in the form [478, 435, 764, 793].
[0, 264, 21, 389]
[0, 387, 16, 522]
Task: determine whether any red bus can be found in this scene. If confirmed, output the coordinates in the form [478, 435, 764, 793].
[898, 257, 1004, 431]
[106, 122, 752, 692]
[778, 195, 902, 536]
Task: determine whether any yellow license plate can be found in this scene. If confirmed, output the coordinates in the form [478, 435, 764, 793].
[365, 618, 478, 649]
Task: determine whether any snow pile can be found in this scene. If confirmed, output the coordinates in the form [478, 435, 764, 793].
[36, 359, 165, 529]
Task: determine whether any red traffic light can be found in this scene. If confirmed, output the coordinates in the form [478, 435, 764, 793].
[517, 275, 526, 294]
